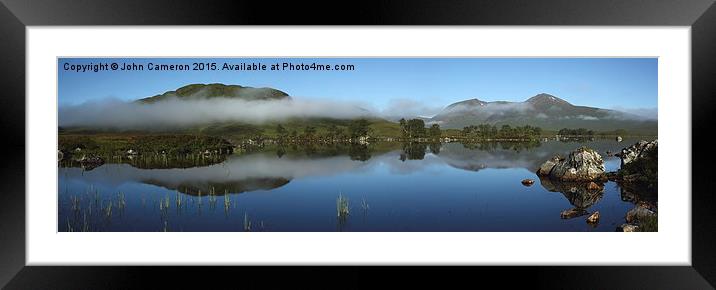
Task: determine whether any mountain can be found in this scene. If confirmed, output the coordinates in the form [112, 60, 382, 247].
[137, 83, 290, 103]
[429, 93, 657, 133]
[110, 83, 399, 137]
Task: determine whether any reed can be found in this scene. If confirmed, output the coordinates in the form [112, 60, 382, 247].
[223, 190, 231, 213]
[66, 217, 74, 232]
[104, 201, 113, 218]
[337, 194, 350, 218]
[70, 195, 81, 212]
[175, 191, 183, 209]
[117, 192, 126, 211]
[243, 212, 252, 232]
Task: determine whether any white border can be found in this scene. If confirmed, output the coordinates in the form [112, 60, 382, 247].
[27, 27, 690, 265]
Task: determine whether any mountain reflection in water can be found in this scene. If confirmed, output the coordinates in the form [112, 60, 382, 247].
[58, 138, 656, 232]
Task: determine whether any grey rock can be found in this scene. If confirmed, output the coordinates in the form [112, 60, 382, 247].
[537, 146, 606, 182]
[620, 224, 639, 232]
[616, 139, 658, 167]
[537, 155, 562, 176]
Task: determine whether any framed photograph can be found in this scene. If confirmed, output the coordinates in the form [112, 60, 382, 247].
[2, 0, 715, 288]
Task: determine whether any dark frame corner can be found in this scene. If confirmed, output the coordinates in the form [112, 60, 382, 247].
[1, 0, 715, 288]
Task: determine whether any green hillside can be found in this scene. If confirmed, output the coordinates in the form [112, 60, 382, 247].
[137, 83, 290, 103]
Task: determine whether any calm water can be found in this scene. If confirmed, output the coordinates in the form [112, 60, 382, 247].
[58, 137, 656, 232]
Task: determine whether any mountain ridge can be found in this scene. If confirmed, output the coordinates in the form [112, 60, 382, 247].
[137, 83, 291, 104]
[65, 84, 656, 135]
[429, 93, 655, 133]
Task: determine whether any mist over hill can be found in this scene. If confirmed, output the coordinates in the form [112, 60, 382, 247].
[59, 84, 657, 135]
[428, 93, 657, 134]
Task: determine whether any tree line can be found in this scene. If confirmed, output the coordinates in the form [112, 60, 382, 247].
[274, 119, 372, 142]
[462, 124, 542, 139]
[398, 118, 441, 139]
[557, 128, 594, 136]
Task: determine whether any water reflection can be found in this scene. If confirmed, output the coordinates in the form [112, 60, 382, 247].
[59, 137, 654, 231]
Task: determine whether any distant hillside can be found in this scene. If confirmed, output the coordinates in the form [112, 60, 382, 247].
[62, 85, 656, 137]
[137, 83, 290, 103]
[429, 93, 657, 134]
[63, 83, 399, 138]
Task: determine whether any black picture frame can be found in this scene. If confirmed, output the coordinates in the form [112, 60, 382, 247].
[1, 0, 715, 288]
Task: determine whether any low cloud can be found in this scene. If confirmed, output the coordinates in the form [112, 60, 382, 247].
[609, 107, 658, 120]
[577, 115, 599, 121]
[379, 99, 444, 120]
[444, 102, 534, 117]
[59, 97, 374, 129]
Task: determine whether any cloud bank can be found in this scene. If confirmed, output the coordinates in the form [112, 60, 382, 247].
[609, 106, 658, 120]
[378, 99, 444, 120]
[59, 97, 374, 129]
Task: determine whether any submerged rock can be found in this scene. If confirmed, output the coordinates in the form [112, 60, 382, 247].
[521, 179, 535, 186]
[586, 211, 600, 224]
[560, 207, 588, 219]
[537, 146, 606, 182]
[616, 139, 658, 167]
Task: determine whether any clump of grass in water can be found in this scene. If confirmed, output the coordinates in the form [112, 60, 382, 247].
[223, 190, 232, 216]
[82, 212, 89, 232]
[117, 192, 126, 211]
[104, 201, 113, 218]
[361, 197, 369, 213]
[243, 212, 252, 232]
[159, 194, 170, 212]
[209, 187, 217, 210]
[70, 195, 81, 212]
[175, 191, 183, 209]
[337, 194, 350, 219]
[66, 217, 74, 232]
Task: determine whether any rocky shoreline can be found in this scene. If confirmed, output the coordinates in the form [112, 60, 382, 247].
[535, 139, 658, 231]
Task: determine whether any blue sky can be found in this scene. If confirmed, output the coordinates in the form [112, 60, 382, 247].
[58, 58, 657, 112]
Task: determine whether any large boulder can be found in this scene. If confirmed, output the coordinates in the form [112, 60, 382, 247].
[537, 155, 562, 175]
[616, 139, 657, 167]
[537, 146, 606, 182]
